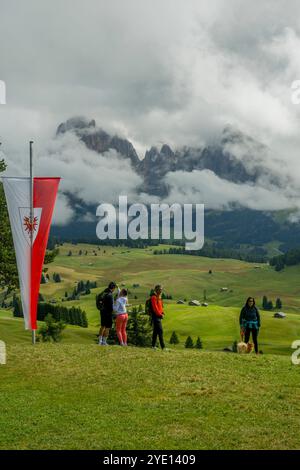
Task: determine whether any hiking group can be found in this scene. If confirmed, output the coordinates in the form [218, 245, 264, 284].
[96, 282, 166, 349]
[96, 283, 261, 354]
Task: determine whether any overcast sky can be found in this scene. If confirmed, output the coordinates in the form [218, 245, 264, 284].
[1, 0, 300, 222]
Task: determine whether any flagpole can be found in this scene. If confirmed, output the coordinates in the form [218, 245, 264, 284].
[30, 141, 36, 345]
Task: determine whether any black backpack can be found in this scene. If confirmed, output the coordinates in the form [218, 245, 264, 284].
[96, 289, 107, 311]
[145, 297, 153, 316]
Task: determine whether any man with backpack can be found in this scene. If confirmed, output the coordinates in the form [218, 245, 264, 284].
[148, 284, 165, 350]
[96, 281, 117, 345]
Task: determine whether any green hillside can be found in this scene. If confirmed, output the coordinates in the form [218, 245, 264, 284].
[0, 344, 299, 450]
[1, 243, 300, 450]
[1, 242, 300, 356]
[35, 243, 300, 312]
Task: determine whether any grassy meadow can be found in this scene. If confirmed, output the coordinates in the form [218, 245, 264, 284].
[1, 242, 300, 449]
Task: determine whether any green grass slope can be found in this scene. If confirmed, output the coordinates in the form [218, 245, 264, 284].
[1, 304, 299, 356]
[0, 344, 299, 450]
[37, 243, 300, 312]
[1, 243, 300, 450]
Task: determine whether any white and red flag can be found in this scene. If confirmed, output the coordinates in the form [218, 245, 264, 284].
[2, 177, 60, 330]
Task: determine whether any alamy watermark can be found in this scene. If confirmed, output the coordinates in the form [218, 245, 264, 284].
[0, 340, 6, 365]
[96, 196, 204, 250]
[0, 80, 6, 104]
[291, 340, 300, 365]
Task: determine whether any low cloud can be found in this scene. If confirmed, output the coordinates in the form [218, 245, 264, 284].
[2, 1, 300, 217]
[163, 169, 300, 212]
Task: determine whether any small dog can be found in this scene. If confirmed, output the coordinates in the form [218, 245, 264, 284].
[237, 342, 253, 354]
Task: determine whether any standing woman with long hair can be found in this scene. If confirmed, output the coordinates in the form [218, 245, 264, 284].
[239, 297, 261, 354]
[114, 288, 129, 346]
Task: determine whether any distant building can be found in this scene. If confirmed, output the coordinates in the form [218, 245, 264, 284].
[274, 312, 286, 319]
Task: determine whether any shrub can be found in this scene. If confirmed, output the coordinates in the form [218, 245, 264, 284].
[108, 307, 152, 347]
[37, 314, 66, 342]
[13, 297, 23, 318]
[185, 336, 194, 349]
[169, 331, 179, 345]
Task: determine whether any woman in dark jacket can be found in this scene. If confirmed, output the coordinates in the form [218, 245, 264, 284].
[239, 297, 261, 354]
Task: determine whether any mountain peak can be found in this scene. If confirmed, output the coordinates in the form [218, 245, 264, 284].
[56, 117, 140, 168]
[56, 117, 96, 135]
[160, 144, 174, 158]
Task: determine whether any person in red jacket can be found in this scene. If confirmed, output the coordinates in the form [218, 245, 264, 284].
[151, 284, 165, 350]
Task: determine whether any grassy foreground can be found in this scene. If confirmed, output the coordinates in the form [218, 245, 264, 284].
[1, 243, 300, 449]
[0, 344, 300, 450]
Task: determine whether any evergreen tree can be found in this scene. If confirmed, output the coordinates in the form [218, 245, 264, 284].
[275, 298, 282, 309]
[262, 295, 268, 310]
[195, 337, 203, 349]
[169, 331, 179, 345]
[37, 314, 66, 342]
[267, 300, 273, 310]
[13, 297, 23, 318]
[12, 293, 18, 310]
[68, 250, 72, 256]
[44, 248, 59, 264]
[275, 260, 284, 272]
[125, 307, 152, 347]
[185, 336, 194, 348]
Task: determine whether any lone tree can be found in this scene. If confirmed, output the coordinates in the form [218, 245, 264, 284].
[37, 314, 66, 343]
[262, 295, 268, 310]
[53, 273, 62, 283]
[275, 259, 284, 271]
[195, 337, 203, 349]
[13, 296, 23, 318]
[115, 306, 152, 347]
[185, 336, 194, 349]
[169, 331, 179, 345]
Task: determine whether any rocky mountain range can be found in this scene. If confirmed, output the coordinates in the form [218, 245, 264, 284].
[56, 117, 267, 197]
[52, 117, 300, 254]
